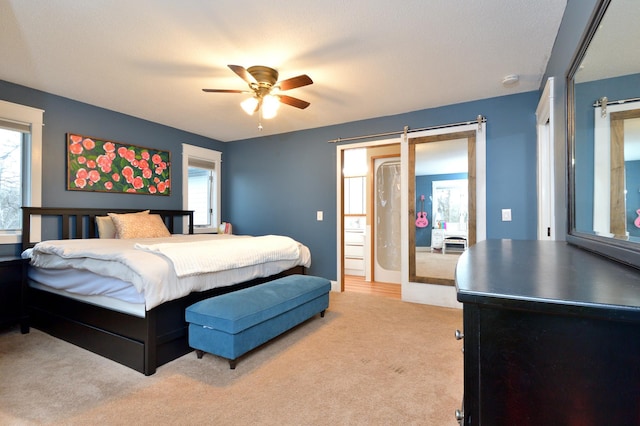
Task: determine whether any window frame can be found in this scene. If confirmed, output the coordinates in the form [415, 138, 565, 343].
[182, 143, 221, 234]
[0, 100, 43, 245]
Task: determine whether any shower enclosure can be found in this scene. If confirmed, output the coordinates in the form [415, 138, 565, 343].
[374, 158, 401, 283]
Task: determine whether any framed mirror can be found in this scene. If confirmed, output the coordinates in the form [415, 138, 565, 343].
[568, 0, 640, 268]
[408, 131, 476, 285]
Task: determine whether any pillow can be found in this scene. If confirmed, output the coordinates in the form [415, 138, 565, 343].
[108, 212, 171, 239]
[96, 216, 117, 238]
[96, 210, 149, 238]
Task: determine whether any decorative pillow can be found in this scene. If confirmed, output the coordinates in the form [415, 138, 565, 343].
[97, 210, 149, 238]
[96, 216, 117, 238]
[108, 212, 171, 239]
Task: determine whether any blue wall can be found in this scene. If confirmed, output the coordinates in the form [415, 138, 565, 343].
[1, 81, 540, 278]
[225, 91, 540, 279]
[415, 173, 467, 247]
[0, 79, 226, 255]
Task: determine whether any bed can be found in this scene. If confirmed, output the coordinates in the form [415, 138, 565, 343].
[21, 207, 309, 375]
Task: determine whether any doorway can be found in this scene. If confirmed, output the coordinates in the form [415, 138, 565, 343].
[336, 121, 486, 307]
[339, 141, 401, 292]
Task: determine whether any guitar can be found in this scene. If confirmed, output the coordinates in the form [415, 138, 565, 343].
[416, 195, 428, 228]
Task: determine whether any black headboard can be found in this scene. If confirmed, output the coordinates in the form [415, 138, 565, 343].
[21, 207, 194, 250]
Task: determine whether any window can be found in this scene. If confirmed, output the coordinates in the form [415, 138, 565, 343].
[343, 148, 367, 215]
[344, 176, 366, 214]
[0, 128, 23, 231]
[188, 161, 215, 227]
[182, 144, 221, 233]
[431, 179, 468, 230]
[0, 100, 43, 244]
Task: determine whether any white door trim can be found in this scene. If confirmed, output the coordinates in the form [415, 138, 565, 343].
[536, 77, 555, 240]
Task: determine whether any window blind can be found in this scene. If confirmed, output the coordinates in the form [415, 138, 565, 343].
[0, 118, 31, 134]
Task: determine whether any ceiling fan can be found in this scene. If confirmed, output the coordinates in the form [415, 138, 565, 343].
[202, 65, 313, 119]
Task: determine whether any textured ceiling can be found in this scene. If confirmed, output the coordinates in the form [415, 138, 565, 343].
[574, 0, 640, 83]
[1, 1, 567, 142]
[573, 0, 640, 160]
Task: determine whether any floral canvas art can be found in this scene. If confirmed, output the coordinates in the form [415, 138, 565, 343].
[67, 133, 171, 195]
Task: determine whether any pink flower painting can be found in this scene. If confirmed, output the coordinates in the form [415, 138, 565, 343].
[67, 133, 171, 196]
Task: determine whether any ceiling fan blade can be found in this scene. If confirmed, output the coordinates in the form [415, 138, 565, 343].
[202, 89, 249, 93]
[278, 74, 313, 91]
[228, 64, 257, 84]
[279, 94, 311, 109]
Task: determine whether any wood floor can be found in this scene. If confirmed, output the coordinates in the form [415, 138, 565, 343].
[344, 275, 401, 299]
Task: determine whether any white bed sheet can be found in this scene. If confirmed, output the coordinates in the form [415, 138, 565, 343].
[25, 234, 311, 311]
[28, 267, 145, 304]
[28, 279, 146, 318]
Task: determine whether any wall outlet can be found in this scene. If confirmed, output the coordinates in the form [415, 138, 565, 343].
[501, 209, 512, 222]
[317, 211, 323, 221]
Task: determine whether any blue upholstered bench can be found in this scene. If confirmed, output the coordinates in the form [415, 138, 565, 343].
[186, 274, 330, 369]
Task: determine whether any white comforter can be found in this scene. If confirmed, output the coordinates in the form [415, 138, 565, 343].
[28, 234, 311, 310]
[135, 235, 301, 277]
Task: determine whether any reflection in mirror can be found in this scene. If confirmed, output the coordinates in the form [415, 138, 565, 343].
[623, 117, 640, 237]
[587, 102, 640, 238]
[569, 0, 640, 267]
[409, 131, 476, 285]
[432, 179, 468, 233]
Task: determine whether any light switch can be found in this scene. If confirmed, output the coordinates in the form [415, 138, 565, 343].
[317, 211, 323, 221]
[501, 209, 512, 222]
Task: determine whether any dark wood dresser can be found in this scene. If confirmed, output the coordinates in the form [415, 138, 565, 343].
[455, 240, 640, 426]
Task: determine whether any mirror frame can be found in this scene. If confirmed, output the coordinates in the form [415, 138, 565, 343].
[567, 0, 640, 269]
[408, 130, 476, 285]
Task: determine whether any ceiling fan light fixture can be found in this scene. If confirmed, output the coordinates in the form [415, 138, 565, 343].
[262, 95, 280, 119]
[240, 97, 259, 115]
[203, 65, 312, 123]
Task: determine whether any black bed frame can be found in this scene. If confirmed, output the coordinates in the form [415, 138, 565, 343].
[21, 207, 304, 375]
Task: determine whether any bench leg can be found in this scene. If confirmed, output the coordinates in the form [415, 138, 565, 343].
[320, 310, 326, 318]
[229, 359, 237, 369]
[195, 349, 204, 359]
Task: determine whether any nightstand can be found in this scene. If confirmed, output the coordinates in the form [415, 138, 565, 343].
[0, 256, 29, 333]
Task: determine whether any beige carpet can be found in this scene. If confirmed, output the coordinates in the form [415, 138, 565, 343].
[0, 291, 463, 425]
[416, 251, 461, 281]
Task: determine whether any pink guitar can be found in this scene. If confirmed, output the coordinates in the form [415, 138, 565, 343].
[416, 195, 428, 228]
[635, 209, 640, 228]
